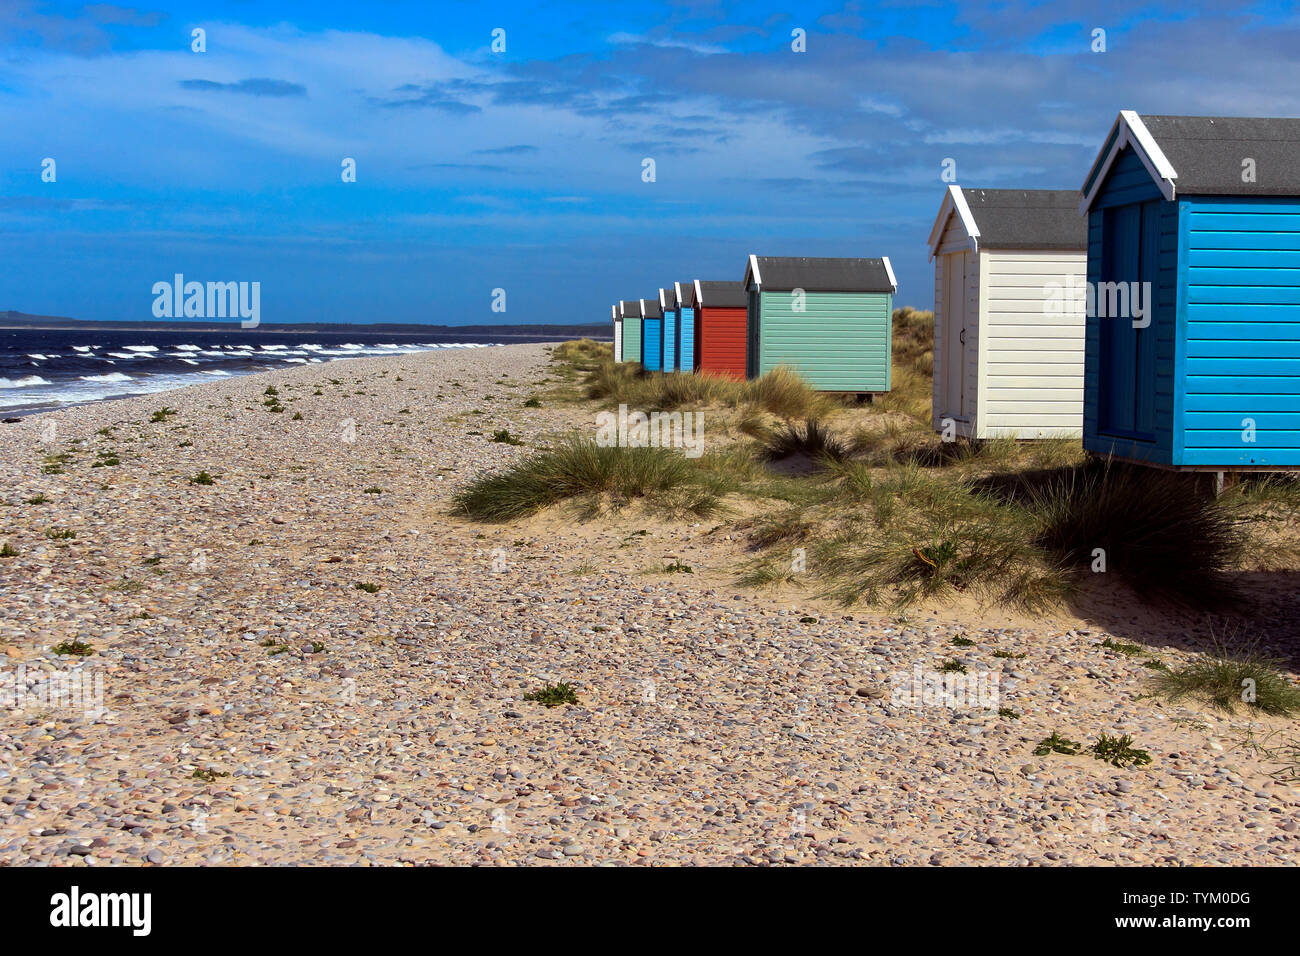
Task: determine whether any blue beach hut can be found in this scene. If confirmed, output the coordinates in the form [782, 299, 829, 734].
[659, 287, 679, 371]
[1079, 111, 1300, 471]
[675, 281, 696, 372]
[641, 297, 664, 371]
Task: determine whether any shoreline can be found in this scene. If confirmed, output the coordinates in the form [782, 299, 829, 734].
[1, 342, 1296, 866]
[0, 342, 546, 419]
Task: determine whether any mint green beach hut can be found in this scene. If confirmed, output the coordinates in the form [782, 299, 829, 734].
[742, 255, 897, 393]
[620, 299, 642, 364]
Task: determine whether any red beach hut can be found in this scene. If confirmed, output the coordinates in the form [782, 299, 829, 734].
[693, 280, 748, 380]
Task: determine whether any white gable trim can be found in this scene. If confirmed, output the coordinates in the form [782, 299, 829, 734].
[694, 279, 704, 307]
[744, 253, 762, 291]
[674, 281, 686, 307]
[1079, 110, 1178, 215]
[881, 256, 898, 293]
[927, 184, 980, 261]
[659, 288, 670, 310]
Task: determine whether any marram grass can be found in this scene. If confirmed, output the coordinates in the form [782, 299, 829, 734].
[453, 434, 720, 522]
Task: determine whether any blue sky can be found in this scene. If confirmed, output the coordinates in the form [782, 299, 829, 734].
[2, 1, 1299, 325]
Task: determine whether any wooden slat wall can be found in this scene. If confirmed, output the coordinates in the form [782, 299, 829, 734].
[698, 306, 747, 379]
[979, 250, 1086, 437]
[1181, 196, 1300, 466]
[754, 291, 892, 391]
[642, 318, 663, 371]
[662, 309, 677, 371]
[678, 307, 696, 371]
[622, 318, 642, 364]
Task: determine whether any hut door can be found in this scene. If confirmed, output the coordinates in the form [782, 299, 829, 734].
[943, 252, 968, 418]
[1099, 202, 1158, 437]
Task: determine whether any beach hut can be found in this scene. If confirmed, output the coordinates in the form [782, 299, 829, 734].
[620, 299, 642, 365]
[675, 281, 696, 372]
[693, 280, 749, 380]
[925, 186, 1088, 439]
[659, 288, 678, 371]
[1078, 111, 1300, 471]
[741, 256, 897, 392]
[612, 304, 623, 363]
[641, 298, 664, 371]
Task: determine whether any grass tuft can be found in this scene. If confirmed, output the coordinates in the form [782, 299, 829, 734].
[454, 434, 719, 522]
[759, 417, 849, 466]
[1025, 461, 1246, 606]
[581, 360, 828, 420]
[490, 429, 524, 446]
[1150, 638, 1300, 716]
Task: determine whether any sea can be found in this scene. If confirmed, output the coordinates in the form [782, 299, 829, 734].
[0, 326, 565, 415]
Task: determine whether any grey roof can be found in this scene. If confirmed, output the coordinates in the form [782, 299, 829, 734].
[620, 299, 641, 318]
[747, 257, 893, 293]
[676, 282, 695, 308]
[695, 280, 748, 308]
[964, 189, 1086, 250]
[1143, 115, 1300, 195]
[642, 299, 663, 319]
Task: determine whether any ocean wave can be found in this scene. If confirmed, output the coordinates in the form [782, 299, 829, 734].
[2, 337, 502, 412]
[0, 375, 53, 389]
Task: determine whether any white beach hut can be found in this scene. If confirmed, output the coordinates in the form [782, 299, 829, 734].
[926, 185, 1088, 439]
[612, 304, 623, 363]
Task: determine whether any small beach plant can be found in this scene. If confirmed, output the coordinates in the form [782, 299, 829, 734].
[524, 682, 579, 708]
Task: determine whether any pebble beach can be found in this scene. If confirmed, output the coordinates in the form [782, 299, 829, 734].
[1, 342, 1297, 866]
